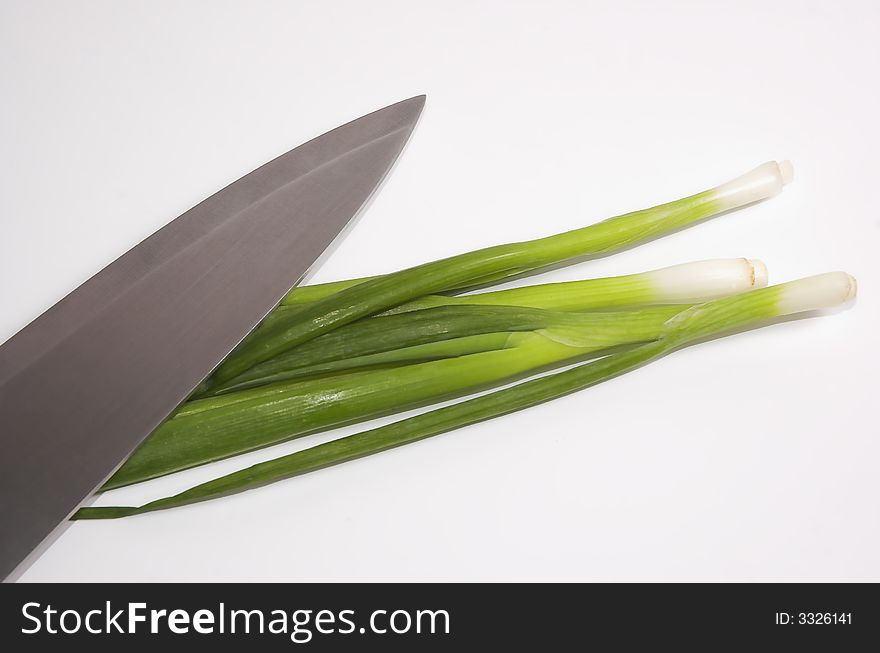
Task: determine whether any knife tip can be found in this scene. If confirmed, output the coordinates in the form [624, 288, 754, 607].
[387, 95, 425, 128]
[404, 94, 427, 110]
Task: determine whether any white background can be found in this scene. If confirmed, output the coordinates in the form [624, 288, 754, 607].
[2, 0, 878, 582]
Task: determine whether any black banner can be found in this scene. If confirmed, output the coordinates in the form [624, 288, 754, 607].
[1, 583, 876, 649]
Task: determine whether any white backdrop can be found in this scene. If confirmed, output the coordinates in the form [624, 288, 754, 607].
[2, 0, 878, 582]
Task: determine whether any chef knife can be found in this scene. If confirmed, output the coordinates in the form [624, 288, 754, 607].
[0, 95, 425, 580]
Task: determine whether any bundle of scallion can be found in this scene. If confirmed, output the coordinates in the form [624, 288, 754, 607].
[70, 159, 857, 519]
[106, 256, 769, 489]
[78, 271, 856, 518]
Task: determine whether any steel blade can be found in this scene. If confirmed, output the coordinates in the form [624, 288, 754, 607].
[0, 95, 425, 580]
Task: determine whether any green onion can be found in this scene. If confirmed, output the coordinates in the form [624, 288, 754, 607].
[102, 304, 694, 490]
[382, 257, 768, 314]
[76, 271, 854, 519]
[202, 258, 766, 396]
[211, 161, 793, 383]
[222, 258, 767, 388]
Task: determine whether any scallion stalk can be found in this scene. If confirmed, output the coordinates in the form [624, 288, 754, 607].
[383, 257, 768, 314]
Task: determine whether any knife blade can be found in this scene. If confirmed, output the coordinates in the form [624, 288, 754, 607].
[0, 95, 425, 580]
